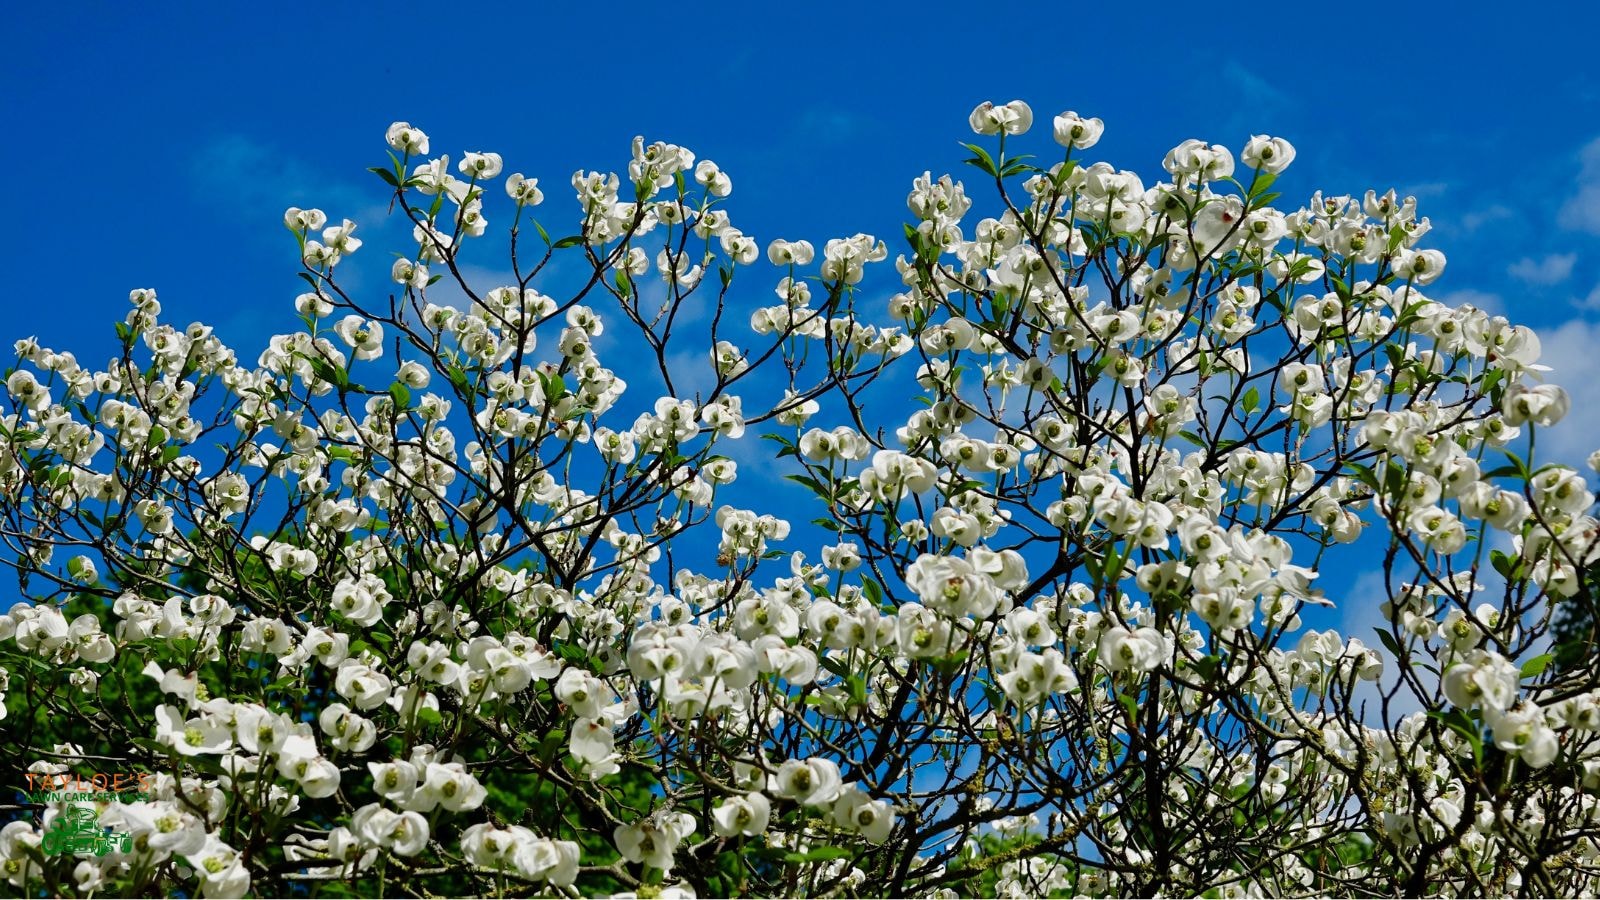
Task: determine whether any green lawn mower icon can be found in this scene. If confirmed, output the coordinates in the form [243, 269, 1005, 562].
[40, 806, 132, 857]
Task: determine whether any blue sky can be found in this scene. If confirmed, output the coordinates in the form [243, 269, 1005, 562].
[6, 2, 1600, 647]
[7, 2, 1600, 368]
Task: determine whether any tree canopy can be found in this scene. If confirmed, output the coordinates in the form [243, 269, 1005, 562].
[1, 101, 1598, 898]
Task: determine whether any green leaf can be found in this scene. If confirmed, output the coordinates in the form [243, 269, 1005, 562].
[537, 729, 566, 764]
[1520, 653, 1554, 680]
[861, 578, 884, 608]
[1497, 451, 1531, 481]
[762, 433, 799, 460]
[388, 382, 412, 409]
[1248, 172, 1278, 199]
[1427, 708, 1484, 766]
[306, 357, 348, 390]
[1478, 368, 1505, 390]
[540, 372, 567, 403]
[552, 235, 585, 249]
[980, 679, 1006, 713]
[846, 674, 868, 706]
[818, 654, 852, 681]
[960, 142, 999, 177]
[1117, 692, 1139, 722]
[1375, 627, 1407, 664]
[1383, 461, 1407, 497]
[1190, 654, 1224, 682]
[132, 736, 173, 758]
[784, 473, 829, 498]
[415, 707, 442, 726]
[368, 166, 400, 187]
[785, 846, 854, 864]
[1241, 386, 1260, 416]
[999, 156, 1037, 178]
[1346, 462, 1379, 492]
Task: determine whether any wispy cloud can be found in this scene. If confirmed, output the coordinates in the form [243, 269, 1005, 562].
[1221, 61, 1291, 112]
[1214, 62, 1294, 140]
[1530, 318, 1600, 466]
[791, 107, 871, 147]
[1454, 204, 1513, 235]
[1399, 181, 1451, 200]
[1435, 289, 1503, 317]
[191, 134, 381, 228]
[426, 263, 520, 312]
[1507, 252, 1576, 286]
[1559, 136, 1600, 233]
[1578, 283, 1600, 311]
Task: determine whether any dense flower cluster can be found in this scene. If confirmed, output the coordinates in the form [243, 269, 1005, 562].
[0, 101, 1598, 898]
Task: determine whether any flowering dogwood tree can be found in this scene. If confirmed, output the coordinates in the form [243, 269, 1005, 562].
[2, 100, 1599, 898]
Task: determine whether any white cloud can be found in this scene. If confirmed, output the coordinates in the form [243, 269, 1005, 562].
[426, 263, 519, 312]
[1221, 61, 1291, 110]
[1532, 318, 1600, 466]
[1559, 136, 1600, 234]
[1337, 569, 1428, 724]
[1339, 570, 1389, 638]
[192, 134, 381, 227]
[1578, 283, 1600, 312]
[1460, 204, 1514, 233]
[1508, 253, 1577, 286]
[1435, 289, 1503, 317]
[1399, 181, 1450, 200]
[662, 347, 717, 403]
